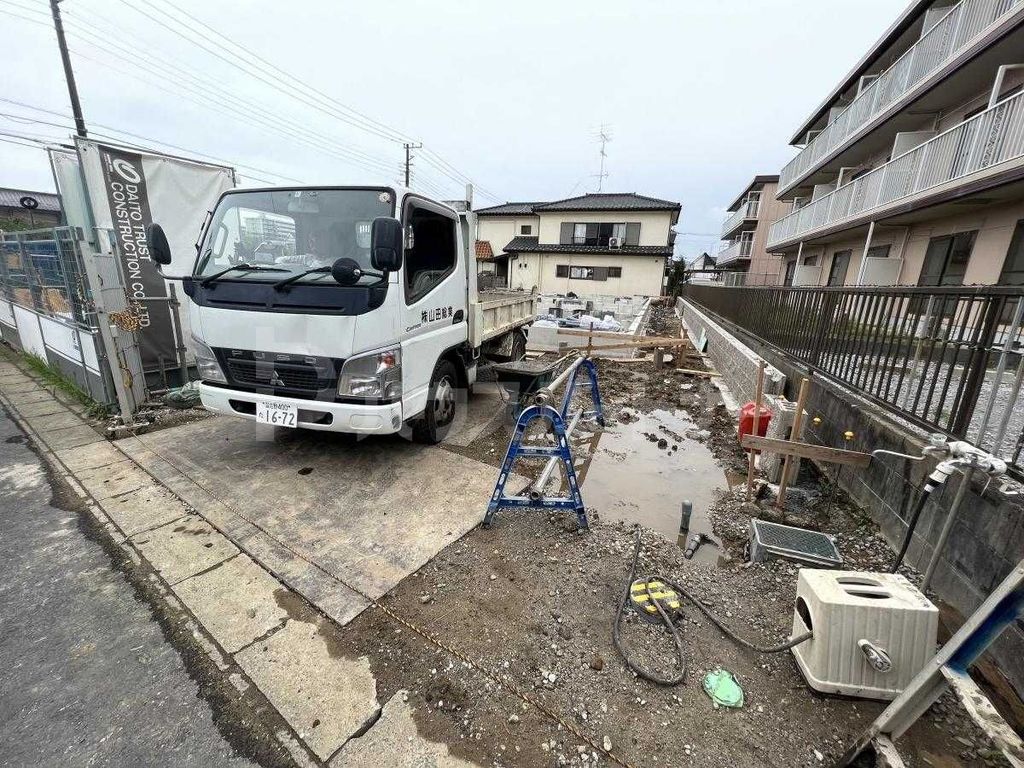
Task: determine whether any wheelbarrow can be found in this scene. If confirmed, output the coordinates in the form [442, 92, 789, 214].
[491, 356, 569, 422]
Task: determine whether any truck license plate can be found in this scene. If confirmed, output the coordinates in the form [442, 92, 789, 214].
[256, 400, 298, 428]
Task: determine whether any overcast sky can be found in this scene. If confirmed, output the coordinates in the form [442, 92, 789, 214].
[1, 0, 905, 259]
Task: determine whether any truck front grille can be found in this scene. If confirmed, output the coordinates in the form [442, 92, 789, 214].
[215, 349, 341, 400]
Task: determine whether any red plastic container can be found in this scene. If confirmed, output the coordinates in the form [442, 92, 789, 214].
[738, 402, 772, 450]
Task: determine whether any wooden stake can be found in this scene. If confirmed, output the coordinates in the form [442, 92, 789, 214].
[745, 360, 766, 502]
[777, 377, 810, 508]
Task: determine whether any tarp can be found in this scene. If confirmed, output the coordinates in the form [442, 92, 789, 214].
[74, 139, 234, 370]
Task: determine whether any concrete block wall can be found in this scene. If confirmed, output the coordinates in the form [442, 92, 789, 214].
[682, 297, 1024, 699]
[677, 298, 785, 408]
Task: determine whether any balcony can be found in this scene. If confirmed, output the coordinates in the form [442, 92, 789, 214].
[768, 89, 1024, 248]
[721, 198, 760, 238]
[718, 236, 753, 266]
[778, 0, 1024, 197]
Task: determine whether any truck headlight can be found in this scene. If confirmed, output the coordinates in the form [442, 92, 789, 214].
[190, 334, 227, 384]
[338, 347, 402, 400]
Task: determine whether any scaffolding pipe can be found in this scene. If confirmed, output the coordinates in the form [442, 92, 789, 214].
[533, 355, 585, 407]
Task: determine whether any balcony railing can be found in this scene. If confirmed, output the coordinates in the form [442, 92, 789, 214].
[718, 237, 754, 265]
[778, 0, 1023, 195]
[721, 198, 760, 237]
[769, 88, 1024, 247]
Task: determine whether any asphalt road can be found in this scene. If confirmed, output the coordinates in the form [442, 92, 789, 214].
[0, 409, 256, 768]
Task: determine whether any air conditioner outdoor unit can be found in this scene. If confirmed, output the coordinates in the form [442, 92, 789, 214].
[792, 569, 938, 700]
[608, 237, 623, 249]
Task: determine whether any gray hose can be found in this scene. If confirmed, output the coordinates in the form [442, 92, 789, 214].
[613, 528, 812, 686]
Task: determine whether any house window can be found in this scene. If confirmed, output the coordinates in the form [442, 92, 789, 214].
[556, 264, 616, 281]
[827, 250, 852, 286]
[803, 255, 818, 267]
[919, 230, 977, 287]
[867, 244, 891, 259]
[403, 203, 458, 303]
[520, 224, 532, 235]
[565, 222, 639, 246]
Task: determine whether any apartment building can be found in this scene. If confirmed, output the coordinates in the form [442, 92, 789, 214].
[764, 0, 1024, 289]
[474, 193, 680, 297]
[717, 175, 792, 285]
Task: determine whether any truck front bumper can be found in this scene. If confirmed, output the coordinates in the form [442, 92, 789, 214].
[197, 383, 404, 434]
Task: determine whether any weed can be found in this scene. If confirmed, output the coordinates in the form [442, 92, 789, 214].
[16, 351, 111, 420]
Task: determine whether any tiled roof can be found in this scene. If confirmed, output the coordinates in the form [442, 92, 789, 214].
[475, 240, 494, 259]
[0, 188, 61, 213]
[503, 235, 672, 257]
[474, 202, 540, 216]
[476, 193, 681, 216]
[534, 193, 680, 213]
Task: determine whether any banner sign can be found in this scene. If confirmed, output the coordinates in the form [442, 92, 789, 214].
[98, 146, 177, 368]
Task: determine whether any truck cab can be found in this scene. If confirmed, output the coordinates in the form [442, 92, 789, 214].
[148, 185, 536, 442]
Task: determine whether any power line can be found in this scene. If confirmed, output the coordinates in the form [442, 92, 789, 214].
[107, 0, 503, 200]
[58, 6, 463, 189]
[0, 99, 301, 185]
[0, 1, 501, 200]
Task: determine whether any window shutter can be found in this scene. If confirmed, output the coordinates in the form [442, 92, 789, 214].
[625, 223, 641, 245]
[593, 267, 609, 281]
[559, 222, 573, 245]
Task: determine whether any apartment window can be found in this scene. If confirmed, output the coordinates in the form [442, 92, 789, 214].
[998, 220, 1024, 286]
[919, 231, 977, 287]
[520, 224, 533, 235]
[867, 244, 891, 259]
[783, 259, 797, 286]
[803, 255, 818, 267]
[827, 250, 852, 286]
[560, 222, 640, 246]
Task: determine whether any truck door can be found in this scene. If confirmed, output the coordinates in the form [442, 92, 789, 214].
[399, 197, 467, 419]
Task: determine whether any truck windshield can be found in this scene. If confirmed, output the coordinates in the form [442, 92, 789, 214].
[196, 189, 394, 284]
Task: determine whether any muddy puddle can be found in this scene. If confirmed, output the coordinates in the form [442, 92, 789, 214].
[576, 409, 742, 565]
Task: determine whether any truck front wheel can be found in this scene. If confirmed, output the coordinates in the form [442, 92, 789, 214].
[412, 360, 458, 444]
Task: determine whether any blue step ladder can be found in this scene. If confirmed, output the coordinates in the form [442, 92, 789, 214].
[483, 359, 604, 530]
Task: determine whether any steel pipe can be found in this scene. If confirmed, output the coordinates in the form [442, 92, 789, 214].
[528, 409, 583, 500]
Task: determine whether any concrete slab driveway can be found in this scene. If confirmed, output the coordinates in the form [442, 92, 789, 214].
[118, 394, 507, 627]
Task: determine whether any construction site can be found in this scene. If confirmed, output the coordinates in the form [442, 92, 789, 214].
[3, 267, 1024, 767]
[3, 1, 1024, 766]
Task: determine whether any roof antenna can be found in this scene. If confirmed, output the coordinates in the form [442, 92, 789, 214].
[592, 124, 612, 192]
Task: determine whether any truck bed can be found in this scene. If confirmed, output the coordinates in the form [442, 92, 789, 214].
[470, 291, 537, 347]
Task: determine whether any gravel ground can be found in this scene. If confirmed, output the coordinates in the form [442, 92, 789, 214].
[334, 302, 1013, 767]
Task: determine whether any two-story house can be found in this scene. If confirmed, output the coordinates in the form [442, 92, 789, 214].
[764, 0, 1024, 289]
[474, 193, 680, 297]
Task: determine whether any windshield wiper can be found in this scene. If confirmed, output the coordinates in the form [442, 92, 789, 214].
[272, 265, 332, 291]
[200, 263, 288, 287]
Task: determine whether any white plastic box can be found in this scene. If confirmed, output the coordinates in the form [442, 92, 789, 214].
[791, 569, 938, 700]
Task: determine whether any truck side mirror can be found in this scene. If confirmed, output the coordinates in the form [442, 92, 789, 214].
[370, 217, 403, 272]
[147, 223, 172, 268]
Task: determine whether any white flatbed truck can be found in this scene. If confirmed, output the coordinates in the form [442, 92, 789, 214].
[147, 185, 536, 442]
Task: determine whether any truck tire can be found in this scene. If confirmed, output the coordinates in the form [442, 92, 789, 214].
[412, 359, 458, 444]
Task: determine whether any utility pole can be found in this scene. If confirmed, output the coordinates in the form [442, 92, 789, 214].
[403, 142, 422, 187]
[49, 0, 87, 138]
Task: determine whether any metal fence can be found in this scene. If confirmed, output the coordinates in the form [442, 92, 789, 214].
[682, 283, 1024, 475]
[0, 227, 97, 330]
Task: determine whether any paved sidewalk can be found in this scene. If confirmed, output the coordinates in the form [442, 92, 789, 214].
[0, 408, 256, 768]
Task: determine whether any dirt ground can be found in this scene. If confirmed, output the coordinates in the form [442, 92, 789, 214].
[332, 302, 1011, 768]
